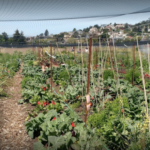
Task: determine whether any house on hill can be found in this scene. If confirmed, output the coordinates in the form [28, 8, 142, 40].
[64, 34, 72, 41]
[89, 27, 98, 35]
[116, 24, 125, 28]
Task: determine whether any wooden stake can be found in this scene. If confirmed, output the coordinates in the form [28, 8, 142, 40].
[85, 36, 92, 127]
[132, 45, 135, 85]
[147, 43, 150, 75]
[50, 44, 53, 93]
[137, 37, 149, 131]
[74, 46, 75, 62]
[41, 47, 43, 64]
[38, 47, 40, 64]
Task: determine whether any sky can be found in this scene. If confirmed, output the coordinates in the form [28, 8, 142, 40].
[0, 0, 150, 37]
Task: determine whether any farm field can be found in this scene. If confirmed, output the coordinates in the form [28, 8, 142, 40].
[0, 42, 150, 150]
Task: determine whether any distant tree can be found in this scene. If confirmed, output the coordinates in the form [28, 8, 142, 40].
[114, 23, 117, 26]
[83, 28, 89, 32]
[94, 24, 100, 29]
[72, 31, 79, 38]
[20, 31, 26, 43]
[44, 29, 49, 36]
[13, 29, 26, 44]
[53, 33, 64, 38]
[13, 29, 20, 42]
[145, 26, 148, 32]
[132, 27, 137, 32]
[138, 26, 142, 32]
[124, 29, 130, 33]
[81, 32, 87, 37]
[73, 28, 76, 32]
[0, 35, 5, 43]
[124, 23, 128, 29]
[100, 33, 110, 39]
[103, 29, 109, 33]
[2, 32, 8, 41]
[39, 33, 44, 39]
[128, 32, 135, 37]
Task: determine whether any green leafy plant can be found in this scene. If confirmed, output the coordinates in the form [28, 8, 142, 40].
[103, 69, 114, 80]
[125, 69, 140, 83]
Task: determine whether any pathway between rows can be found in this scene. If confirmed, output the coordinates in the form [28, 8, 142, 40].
[0, 66, 34, 150]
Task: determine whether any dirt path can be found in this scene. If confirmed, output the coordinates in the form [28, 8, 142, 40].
[0, 66, 34, 150]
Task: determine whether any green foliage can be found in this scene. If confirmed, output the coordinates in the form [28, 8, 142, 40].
[87, 97, 129, 131]
[26, 109, 104, 150]
[29, 95, 40, 105]
[103, 69, 114, 80]
[46, 102, 62, 112]
[71, 101, 81, 109]
[0, 51, 21, 96]
[59, 70, 69, 80]
[21, 48, 150, 150]
[125, 69, 140, 83]
[33, 141, 46, 150]
[13, 29, 26, 44]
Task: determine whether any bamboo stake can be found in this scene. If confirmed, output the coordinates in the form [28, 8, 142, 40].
[147, 43, 150, 75]
[137, 37, 150, 132]
[98, 37, 104, 105]
[107, 39, 115, 79]
[80, 38, 84, 102]
[91, 44, 98, 110]
[98, 38, 102, 87]
[112, 33, 119, 96]
[92, 41, 94, 67]
[85, 36, 92, 127]
[78, 40, 80, 84]
[132, 45, 135, 85]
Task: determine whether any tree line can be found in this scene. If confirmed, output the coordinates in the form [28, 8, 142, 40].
[0, 29, 26, 45]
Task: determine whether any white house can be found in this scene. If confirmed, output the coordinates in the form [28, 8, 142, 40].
[89, 27, 98, 35]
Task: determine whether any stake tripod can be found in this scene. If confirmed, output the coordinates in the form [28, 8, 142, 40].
[85, 36, 92, 127]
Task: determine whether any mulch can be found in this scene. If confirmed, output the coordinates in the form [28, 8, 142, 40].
[0, 65, 36, 150]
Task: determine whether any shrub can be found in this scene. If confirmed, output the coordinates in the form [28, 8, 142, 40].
[103, 69, 114, 80]
[125, 69, 140, 83]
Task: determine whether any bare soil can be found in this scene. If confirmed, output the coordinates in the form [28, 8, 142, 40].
[0, 65, 36, 150]
[0, 47, 32, 54]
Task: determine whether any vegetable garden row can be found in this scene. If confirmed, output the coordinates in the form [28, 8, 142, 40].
[0, 51, 21, 97]
[1, 40, 150, 150]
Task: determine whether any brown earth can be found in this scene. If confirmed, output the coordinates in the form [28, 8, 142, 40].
[0, 47, 75, 55]
[0, 65, 36, 150]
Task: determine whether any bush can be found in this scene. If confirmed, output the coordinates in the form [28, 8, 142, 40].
[125, 69, 140, 83]
[87, 97, 131, 150]
[103, 69, 114, 80]
[59, 70, 69, 80]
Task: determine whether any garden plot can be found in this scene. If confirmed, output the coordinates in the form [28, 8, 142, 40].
[1, 40, 150, 150]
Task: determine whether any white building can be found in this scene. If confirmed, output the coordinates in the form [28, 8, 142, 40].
[89, 27, 98, 35]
